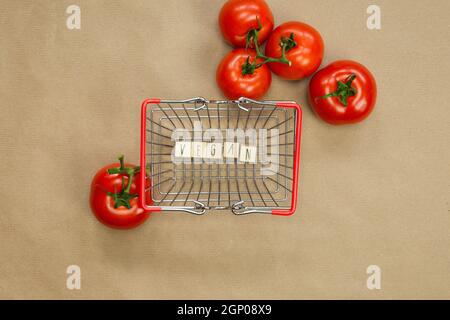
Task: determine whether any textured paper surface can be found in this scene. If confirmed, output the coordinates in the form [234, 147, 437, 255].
[0, 0, 449, 299]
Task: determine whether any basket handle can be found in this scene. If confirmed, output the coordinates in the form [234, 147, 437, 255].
[139, 99, 163, 213]
[271, 101, 302, 216]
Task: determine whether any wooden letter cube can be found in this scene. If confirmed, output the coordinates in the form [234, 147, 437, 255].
[205, 143, 223, 160]
[224, 142, 239, 158]
[239, 145, 257, 163]
[191, 142, 205, 159]
[174, 142, 192, 158]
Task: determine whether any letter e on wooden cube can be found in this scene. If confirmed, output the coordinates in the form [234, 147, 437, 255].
[191, 142, 205, 158]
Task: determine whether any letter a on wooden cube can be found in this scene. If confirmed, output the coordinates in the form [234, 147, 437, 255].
[205, 143, 223, 160]
[174, 142, 192, 158]
[239, 146, 257, 163]
[224, 142, 239, 158]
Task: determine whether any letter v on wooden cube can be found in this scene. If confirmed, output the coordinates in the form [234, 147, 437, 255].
[174, 142, 192, 158]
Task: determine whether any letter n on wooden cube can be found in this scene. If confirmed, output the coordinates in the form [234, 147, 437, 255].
[239, 146, 257, 163]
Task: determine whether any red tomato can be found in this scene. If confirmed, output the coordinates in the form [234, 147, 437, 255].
[216, 48, 271, 99]
[265, 21, 324, 80]
[308, 60, 377, 125]
[90, 161, 150, 229]
[219, 0, 274, 47]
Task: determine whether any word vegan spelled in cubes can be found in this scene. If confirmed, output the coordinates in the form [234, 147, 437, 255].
[170, 120, 280, 171]
[174, 141, 258, 163]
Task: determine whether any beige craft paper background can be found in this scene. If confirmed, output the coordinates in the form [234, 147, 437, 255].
[0, 0, 449, 299]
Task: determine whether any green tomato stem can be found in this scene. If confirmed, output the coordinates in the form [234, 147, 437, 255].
[322, 74, 358, 106]
[106, 155, 140, 209]
[242, 18, 294, 75]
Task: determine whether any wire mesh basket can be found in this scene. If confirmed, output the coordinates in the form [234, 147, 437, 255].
[139, 97, 302, 215]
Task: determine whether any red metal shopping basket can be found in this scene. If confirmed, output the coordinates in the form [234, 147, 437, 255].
[140, 97, 302, 215]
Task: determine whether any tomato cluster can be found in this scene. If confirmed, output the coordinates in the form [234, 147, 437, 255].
[217, 0, 377, 125]
[90, 1, 379, 230]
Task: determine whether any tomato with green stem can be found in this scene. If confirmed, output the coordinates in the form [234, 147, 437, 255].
[216, 48, 272, 100]
[216, 21, 292, 100]
[265, 21, 324, 80]
[308, 60, 377, 125]
[90, 156, 151, 229]
[219, 0, 274, 47]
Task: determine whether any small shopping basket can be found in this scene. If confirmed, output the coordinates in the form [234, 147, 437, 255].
[140, 97, 302, 215]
